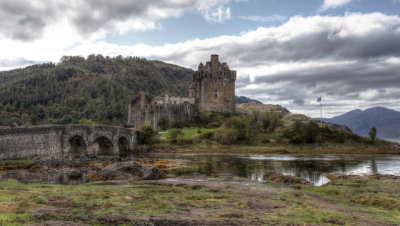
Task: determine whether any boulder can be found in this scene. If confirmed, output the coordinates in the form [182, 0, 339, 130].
[268, 174, 310, 185]
[99, 161, 163, 180]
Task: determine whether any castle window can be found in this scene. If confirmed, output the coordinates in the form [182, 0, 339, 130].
[214, 89, 218, 99]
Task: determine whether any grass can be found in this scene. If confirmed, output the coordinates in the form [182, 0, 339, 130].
[300, 175, 400, 211]
[160, 127, 217, 139]
[0, 160, 34, 170]
[152, 126, 399, 155]
[0, 175, 399, 224]
[153, 141, 399, 155]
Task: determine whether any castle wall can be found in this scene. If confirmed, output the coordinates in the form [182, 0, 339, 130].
[130, 101, 196, 130]
[191, 55, 236, 113]
[128, 55, 236, 131]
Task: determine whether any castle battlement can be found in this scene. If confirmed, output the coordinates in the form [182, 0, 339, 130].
[129, 55, 236, 130]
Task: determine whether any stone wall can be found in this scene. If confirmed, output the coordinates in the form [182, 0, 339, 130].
[0, 126, 65, 160]
[0, 125, 136, 160]
[129, 92, 196, 130]
[128, 55, 236, 130]
[189, 55, 236, 113]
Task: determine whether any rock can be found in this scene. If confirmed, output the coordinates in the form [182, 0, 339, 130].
[268, 174, 310, 185]
[99, 161, 163, 180]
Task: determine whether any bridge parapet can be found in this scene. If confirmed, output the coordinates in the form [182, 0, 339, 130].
[0, 125, 137, 160]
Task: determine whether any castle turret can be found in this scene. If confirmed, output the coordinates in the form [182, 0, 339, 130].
[198, 62, 204, 69]
[211, 54, 219, 74]
[189, 55, 236, 113]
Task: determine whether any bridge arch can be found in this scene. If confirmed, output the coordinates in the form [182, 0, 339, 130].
[94, 136, 114, 156]
[118, 136, 130, 157]
[69, 135, 87, 157]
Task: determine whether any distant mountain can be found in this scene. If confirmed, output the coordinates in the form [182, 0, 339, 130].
[235, 96, 262, 104]
[320, 107, 400, 138]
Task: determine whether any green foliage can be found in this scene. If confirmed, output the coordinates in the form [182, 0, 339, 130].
[282, 120, 321, 144]
[158, 116, 170, 131]
[248, 109, 282, 133]
[369, 126, 377, 143]
[78, 118, 97, 125]
[169, 128, 183, 144]
[191, 111, 233, 128]
[0, 55, 192, 126]
[138, 124, 156, 145]
[214, 116, 250, 145]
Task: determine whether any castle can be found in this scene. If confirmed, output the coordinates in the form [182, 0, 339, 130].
[128, 55, 236, 130]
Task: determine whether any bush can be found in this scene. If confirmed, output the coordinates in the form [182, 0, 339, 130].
[199, 131, 215, 139]
[169, 128, 183, 144]
[192, 111, 233, 128]
[214, 116, 250, 145]
[281, 120, 320, 144]
[78, 118, 96, 125]
[248, 109, 282, 133]
[158, 116, 170, 131]
[176, 136, 197, 145]
[303, 121, 320, 143]
[138, 124, 156, 145]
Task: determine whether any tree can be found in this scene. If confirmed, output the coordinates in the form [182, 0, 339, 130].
[138, 124, 156, 145]
[369, 126, 377, 144]
[158, 116, 170, 130]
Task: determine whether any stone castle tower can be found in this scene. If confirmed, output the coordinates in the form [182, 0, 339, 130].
[189, 55, 236, 112]
[128, 55, 236, 130]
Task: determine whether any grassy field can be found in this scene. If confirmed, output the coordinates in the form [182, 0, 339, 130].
[159, 127, 217, 139]
[153, 142, 399, 155]
[0, 175, 399, 225]
[153, 126, 399, 155]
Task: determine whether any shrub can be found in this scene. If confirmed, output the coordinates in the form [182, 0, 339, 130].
[281, 120, 320, 144]
[138, 124, 156, 145]
[199, 131, 215, 139]
[248, 109, 282, 133]
[303, 121, 320, 143]
[214, 116, 250, 145]
[169, 128, 183, 144]
[158, 116, 170, 131]
[176, 136, 197, 145]
[192, 111, 233, 128]
[78, 118, 96, 125]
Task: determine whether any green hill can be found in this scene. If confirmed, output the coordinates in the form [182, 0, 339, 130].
[0, 55, 193, 126]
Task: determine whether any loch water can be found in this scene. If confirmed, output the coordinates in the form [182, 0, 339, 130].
[161, 154, 400, 186]
[1, 154, 400, 186]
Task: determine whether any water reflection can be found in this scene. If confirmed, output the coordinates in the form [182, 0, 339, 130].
[1, 154, 400, 186]
[164, 154, 400, 186]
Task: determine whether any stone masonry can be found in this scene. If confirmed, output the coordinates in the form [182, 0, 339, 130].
[0, 125, 135, 160]
[128, 55, 237, 130]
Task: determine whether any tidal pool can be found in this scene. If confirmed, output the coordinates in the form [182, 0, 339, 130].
[160, 154, 400, 186]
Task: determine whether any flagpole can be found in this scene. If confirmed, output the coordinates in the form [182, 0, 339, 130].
[320, 100, 322, 127]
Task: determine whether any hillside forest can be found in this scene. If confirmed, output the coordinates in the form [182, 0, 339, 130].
[0, 55, 193, 126]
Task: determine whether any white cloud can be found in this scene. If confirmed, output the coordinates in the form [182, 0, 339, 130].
[196, 0, 232, 23]
[2, 12, 400, 117]
[239, 15, 287, 22]
[0, 0, 234, 42]
[320, 0, 353, 11]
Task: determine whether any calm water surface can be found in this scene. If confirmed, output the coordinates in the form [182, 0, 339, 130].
[1, 154, 400, 186]
[160, 154, 400, 186]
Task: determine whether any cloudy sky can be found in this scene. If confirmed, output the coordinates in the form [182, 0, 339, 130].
[1, 0, 400, 118]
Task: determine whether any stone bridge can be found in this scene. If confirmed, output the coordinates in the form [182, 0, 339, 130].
[0, 125, 136, 160]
